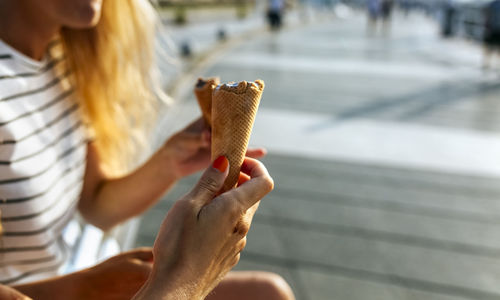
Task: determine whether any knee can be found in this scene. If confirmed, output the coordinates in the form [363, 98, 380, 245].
[255, 272, 295, 300]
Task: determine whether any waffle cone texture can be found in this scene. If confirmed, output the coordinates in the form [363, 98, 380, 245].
[212, 80, 265, 193]
[194, 77, 220, 127]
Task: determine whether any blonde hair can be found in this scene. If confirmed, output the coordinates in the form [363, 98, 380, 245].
[60, 0, 163, 176]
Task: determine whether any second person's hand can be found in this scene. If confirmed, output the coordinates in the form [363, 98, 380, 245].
[161, 118, 211, 180]
[161, 118, 268, 180]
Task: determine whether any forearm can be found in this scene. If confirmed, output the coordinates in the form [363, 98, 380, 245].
[79, 149, 178, 231]
[13, 272, 81, 300]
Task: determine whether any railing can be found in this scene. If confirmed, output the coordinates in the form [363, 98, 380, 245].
[154, 0, 257, 23]
[455, 2, 487, 41]
[157, 0, 255, 7]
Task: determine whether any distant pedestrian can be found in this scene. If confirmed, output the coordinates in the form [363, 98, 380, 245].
[381, 0, 393, 19]
[366, 0, 381, 35]
[267, 0, 285, 31]
[381, 0, 394, 34]
[483, 0, 500, 70]
[441, 0, 456, 38]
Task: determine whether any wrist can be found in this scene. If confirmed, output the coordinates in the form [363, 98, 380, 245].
[134, 272, 200, 300]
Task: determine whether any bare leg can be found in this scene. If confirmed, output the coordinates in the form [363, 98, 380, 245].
[206, 271, 295, 300]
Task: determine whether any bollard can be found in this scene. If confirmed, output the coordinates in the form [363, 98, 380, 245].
[217, 28, 227, 42]
[180, 41, 192, 57]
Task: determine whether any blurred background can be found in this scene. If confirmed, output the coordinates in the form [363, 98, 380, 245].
[105, 0, 500, 299]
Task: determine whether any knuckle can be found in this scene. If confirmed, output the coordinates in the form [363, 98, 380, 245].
[198, 176, 220, 194]
[238, 237, 247, 252]
[235, 222, 250, 236]
[262, 174, 275, 192]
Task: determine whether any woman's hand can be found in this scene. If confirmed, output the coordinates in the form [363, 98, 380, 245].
[161, 118, 268, 180]
[134, 157, 274, 300]
[77, 248, 153, 300]
[11, 249, 153, 300]
[0, 285, 31, 300]
[161, 118, 211, 180]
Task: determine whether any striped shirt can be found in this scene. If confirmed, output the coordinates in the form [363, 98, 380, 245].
[0, 39, 87, 285]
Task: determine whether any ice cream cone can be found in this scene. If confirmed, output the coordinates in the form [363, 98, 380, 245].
[194, 77, 220, 127]
[211, 80, 265, 192]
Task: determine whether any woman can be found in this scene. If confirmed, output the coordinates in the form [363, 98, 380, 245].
[0, 0, 294, 299]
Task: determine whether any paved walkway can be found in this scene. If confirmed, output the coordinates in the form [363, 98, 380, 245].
[136, 10, 500, 300]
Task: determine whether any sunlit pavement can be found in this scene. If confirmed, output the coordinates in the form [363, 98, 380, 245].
[137, 10, 500, 300]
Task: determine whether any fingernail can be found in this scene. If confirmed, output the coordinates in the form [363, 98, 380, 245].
[213, 156, 228, 173]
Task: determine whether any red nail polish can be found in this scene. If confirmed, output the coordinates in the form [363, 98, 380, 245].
[213, 156, 228, 173]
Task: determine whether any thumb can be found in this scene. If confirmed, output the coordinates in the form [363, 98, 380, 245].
[189, 156, 229, 206]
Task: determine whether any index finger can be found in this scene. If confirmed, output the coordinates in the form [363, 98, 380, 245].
[222, 158, 274, 210]
[240, 157, 272, 179]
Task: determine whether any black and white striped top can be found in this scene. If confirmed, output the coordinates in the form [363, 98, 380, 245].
[0, 39, 87, 285]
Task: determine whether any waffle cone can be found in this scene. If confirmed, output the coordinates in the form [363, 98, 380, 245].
[194, 77, 220, 127]
[212, 80, 265, 192]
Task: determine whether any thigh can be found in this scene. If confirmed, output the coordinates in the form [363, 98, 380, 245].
[205, 271, 294, 300]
